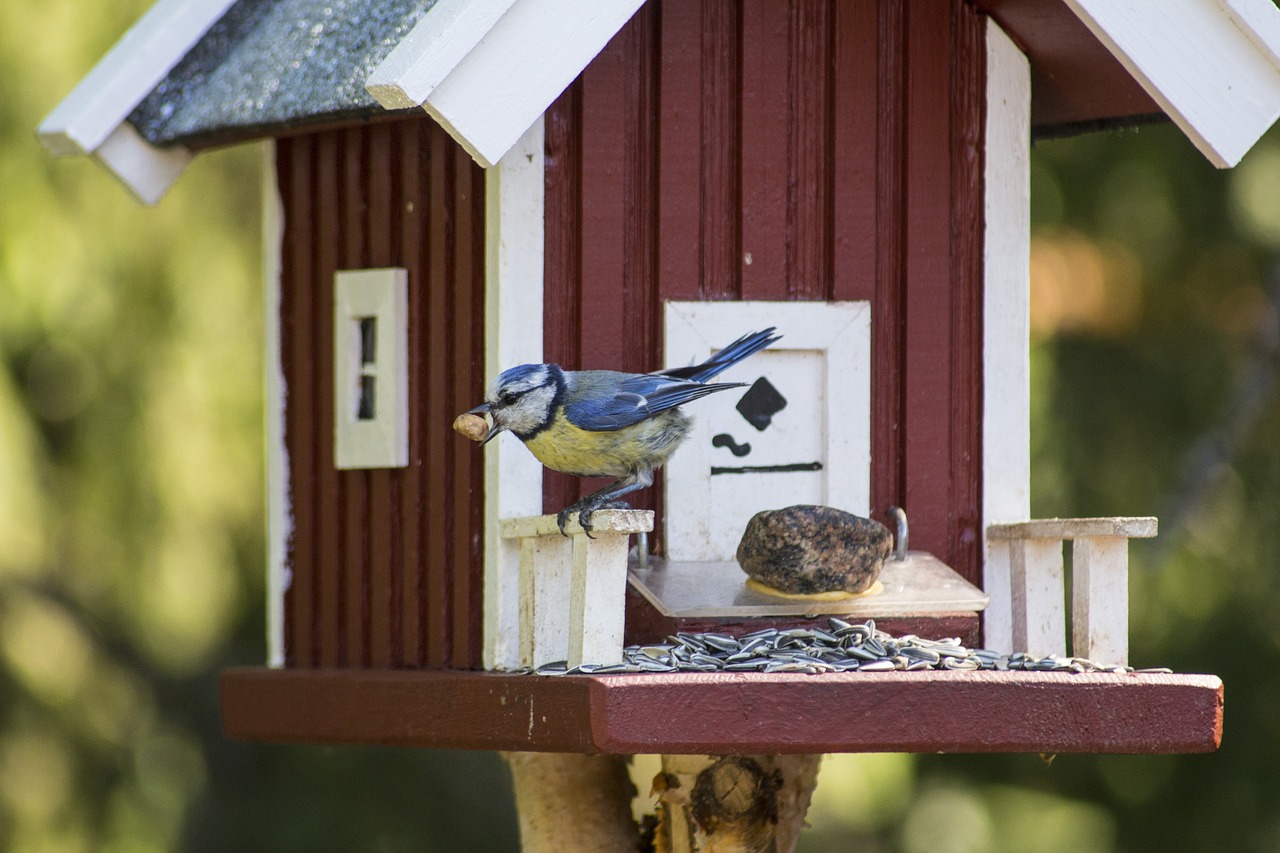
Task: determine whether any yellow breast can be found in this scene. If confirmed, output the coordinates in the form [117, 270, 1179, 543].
[521, 410, 688, 478]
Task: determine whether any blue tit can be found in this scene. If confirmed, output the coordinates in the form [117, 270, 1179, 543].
[469, 328, 781, 535]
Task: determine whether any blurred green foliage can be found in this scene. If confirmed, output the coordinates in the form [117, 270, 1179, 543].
[5, 2, 1280, 851]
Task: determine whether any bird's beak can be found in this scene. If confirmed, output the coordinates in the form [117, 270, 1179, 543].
[467, 402, 505, 445]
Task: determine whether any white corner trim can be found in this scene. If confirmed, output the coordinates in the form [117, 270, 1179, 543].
[38, 0, 236, 157]
[366, 0, 520, 110]
[1064, 0, 1280, 168]
[91, 122, 191, 206]
[483, 117, 546, 671]
[664, 301, 871, 563]
[262, 140, 291, 669]
[333, 269, 410, 470]
[422, 0, 646, 168]
[982, 19, 1032, 653]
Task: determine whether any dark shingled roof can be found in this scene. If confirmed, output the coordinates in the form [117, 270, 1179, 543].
[129, 0, 437, 147]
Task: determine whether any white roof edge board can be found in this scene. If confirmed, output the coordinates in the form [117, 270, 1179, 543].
[1217, 0, 1280, 69]
[93, 122, 192, 206]
[420, 0, 646, 168]
[366, 0, 520, 110]
[1065, 0, 1280, 169]
[38, 0, 237, 158]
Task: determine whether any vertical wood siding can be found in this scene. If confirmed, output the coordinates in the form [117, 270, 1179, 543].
[544, 0, 986, 585]
[278, 118, 486, 669]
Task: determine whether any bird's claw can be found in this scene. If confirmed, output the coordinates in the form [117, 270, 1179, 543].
[556, 507, 575, 537]
[578, 510, 597, 539]
[555, 499, 632, 538]
[556, 504, 597, 538]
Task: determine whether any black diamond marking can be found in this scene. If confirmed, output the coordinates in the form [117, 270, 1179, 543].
[736, 377, 787, 431]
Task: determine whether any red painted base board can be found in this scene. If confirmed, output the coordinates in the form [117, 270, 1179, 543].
[221, 667, 1222, 755]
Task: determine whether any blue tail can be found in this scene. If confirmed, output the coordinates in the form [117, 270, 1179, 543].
[662, 328, 781, 383]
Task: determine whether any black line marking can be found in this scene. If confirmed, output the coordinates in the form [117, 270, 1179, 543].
[710, 462, 823, 475]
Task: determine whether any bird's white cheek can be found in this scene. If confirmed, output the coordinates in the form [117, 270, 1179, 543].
[506, 386, 557, 434]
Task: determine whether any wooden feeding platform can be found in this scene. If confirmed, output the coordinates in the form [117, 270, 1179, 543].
[221, 512, 1222, 757]
[220, 667, 1223, 755]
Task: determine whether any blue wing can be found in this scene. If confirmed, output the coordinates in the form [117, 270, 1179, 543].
[563, 372, 743, 431]
[658, 327, 780, 383]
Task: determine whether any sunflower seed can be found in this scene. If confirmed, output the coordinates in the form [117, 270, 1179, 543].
[524, 618, 1161, 678]
[702, 634, 740, 653]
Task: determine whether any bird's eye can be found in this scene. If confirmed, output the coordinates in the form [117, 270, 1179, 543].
[498, 390, 519, 406]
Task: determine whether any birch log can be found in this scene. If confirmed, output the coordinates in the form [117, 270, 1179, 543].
[653, 754, 822, 853]
[503, 752, 638, 852]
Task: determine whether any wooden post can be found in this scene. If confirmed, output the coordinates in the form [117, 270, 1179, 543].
[517, 534, 573, 667]
[503, 752, 638, 852]
[653, 754, 822, 853]
[501, 510, 653, 669]
[1072, 536, 1129, 665]
[1008, 538, 1065, 657]
[568, 530, 631, 667]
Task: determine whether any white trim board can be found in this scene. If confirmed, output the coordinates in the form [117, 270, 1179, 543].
[369, 0, 645, 168]
[982, 19, 1032, 653]
[664, 301, 871, 563]
[1064, 0, 1280, 168]
[38, 0, 232, 203]
[1217, 0, 1280, 70]
[91, 122, 191, 206]
[39, 0, 235, 156]
[482, 118, 546, 671]
[262, 140, 290, 669]
[366, 0, 520, 110]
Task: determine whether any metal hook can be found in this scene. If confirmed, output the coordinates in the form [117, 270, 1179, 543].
[886, 506, 908, 561]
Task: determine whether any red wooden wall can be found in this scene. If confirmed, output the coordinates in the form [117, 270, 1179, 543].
[544, 0, 987, 586]
[277, 0, 988, 673]
[277, 119, 487, 670]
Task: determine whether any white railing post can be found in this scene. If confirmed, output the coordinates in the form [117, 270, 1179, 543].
[501, 509, 653, 669]
[988, 517, 1157, 665]
[1071, 535, 1131, 666]
[1008, 537, 1066, 657]
[982, 540, 1015, 662]
[568, 529, 633, 667]
[517, 534, 573, 668]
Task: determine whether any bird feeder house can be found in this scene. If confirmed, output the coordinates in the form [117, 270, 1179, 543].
[44, 0, 1275, 768]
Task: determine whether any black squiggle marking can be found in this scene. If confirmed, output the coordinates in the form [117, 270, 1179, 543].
[712, 433, 752, 457]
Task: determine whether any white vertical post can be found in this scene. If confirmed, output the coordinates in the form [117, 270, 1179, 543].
[982, 18, 1032, 653]
[262, 140, 291, 669]
[984, 541, 1014, 653]
[1072, 536, 1130, 665]
[483, 117, 545, 670]
[1009, 538, 1065, 657]
[518, 535, 573, 668]
[568, 532, 630, 667]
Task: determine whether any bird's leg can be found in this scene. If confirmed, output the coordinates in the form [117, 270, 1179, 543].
[556, 469, 652, 537]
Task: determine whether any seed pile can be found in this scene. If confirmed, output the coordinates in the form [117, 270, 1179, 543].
[529, 618, 1171, 676]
